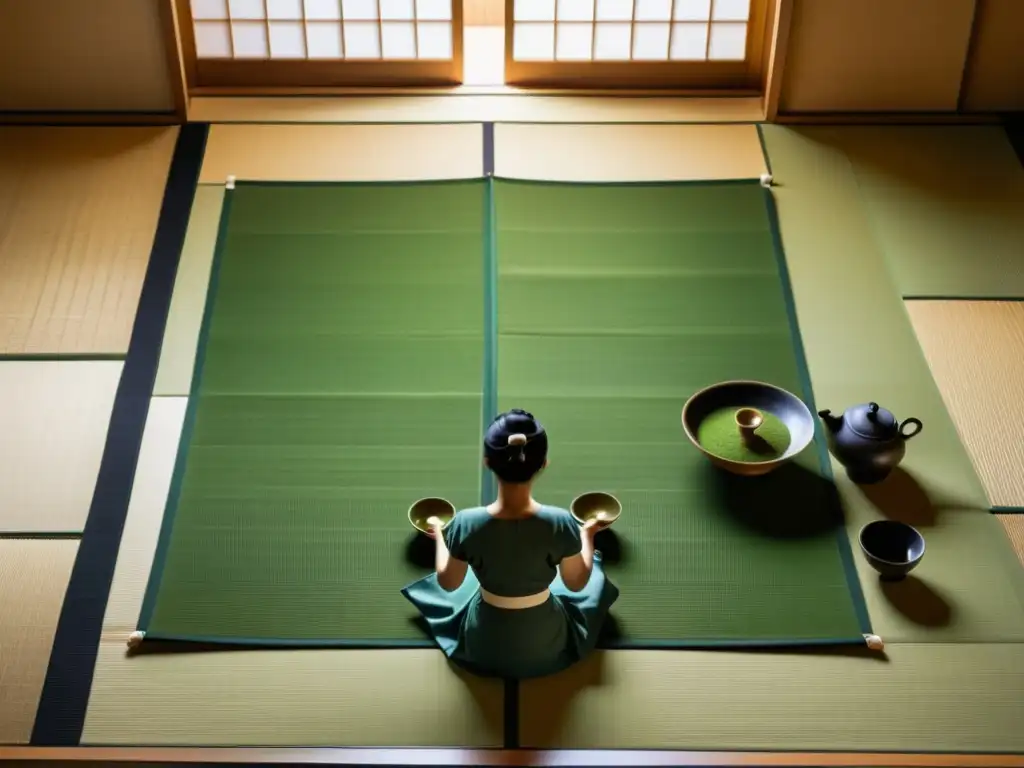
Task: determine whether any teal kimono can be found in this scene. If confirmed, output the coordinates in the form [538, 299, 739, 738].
[401, 506, 620, 679]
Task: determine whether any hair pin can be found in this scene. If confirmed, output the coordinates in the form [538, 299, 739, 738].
[508, 433, 528, 462]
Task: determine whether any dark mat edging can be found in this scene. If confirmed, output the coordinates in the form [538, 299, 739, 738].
[30, 123, 210, 746]
[481, 175, 499, 504]
[483, 122, 495, 176]
[126, 633, 435, 649]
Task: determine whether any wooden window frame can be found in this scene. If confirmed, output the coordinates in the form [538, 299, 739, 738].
[176, 0, 464, 91]
[504, 0, 774, 91]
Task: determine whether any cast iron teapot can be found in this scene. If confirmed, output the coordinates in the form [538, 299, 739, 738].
[818, 402, 922, 484]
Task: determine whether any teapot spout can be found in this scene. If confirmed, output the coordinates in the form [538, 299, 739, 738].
[818, 409, 843, 434]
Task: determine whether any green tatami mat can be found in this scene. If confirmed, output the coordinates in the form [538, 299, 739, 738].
[139, 180, 486, 645]
[519, 644, 1024, 751]
[821, 126, 1024, 299]
[494, 179, 868, 647]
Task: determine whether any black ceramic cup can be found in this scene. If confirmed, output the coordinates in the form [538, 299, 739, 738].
[858, 520, 925, 581]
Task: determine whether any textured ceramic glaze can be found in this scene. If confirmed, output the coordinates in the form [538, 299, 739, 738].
[408, 497, 456, 535]
[819, 402, 923, 484]
[682, 380, 815, 477]
[859, 520, 926, 581]
[570, 491, 622, 527]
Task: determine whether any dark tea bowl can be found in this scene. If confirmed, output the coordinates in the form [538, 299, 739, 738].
[859, 520, 925, 581]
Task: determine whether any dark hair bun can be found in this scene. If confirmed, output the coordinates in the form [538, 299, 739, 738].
[503, 408, 537, 433]
[484, 409, 549, 484]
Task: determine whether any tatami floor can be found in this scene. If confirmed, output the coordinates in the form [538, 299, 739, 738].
[1, 121, 1023, 751]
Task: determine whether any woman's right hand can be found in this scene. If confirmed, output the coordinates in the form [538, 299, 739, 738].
[582, 517, 608, 538]
[426, 517, 445, 540]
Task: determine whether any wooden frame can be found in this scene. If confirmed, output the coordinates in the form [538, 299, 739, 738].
[175, 0, 464, 91]
[159, 0, 190, 118]
[504, 0, 775, 90]
[760, 0, 790, 120]
[1, 746, 1022, 767]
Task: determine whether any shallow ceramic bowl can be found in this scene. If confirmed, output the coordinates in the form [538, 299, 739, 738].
[859, 520, 925, 581]
[681, 380, 815, 477]
[408, 497, 457, 536]
[570, 491, 622, 527]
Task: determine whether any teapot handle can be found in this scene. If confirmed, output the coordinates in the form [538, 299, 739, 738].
[899, 418, 923, 440]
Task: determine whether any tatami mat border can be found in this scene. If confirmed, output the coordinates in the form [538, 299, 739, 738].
[483, 122, 495, 175]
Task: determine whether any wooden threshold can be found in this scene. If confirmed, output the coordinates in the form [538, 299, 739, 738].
[1, 747, 1022, 767]
[188, 85, 761, 97]
[186, 94, 767, 123]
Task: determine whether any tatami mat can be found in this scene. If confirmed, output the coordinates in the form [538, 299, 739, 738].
[838, 474, 1024, 644]
[1000, 515, 1024, 568]
[85, 644, 502, 747]
[84, 397, 502, 746]
[0, 361, 122, 533]
[152, 186, 223, 397]
[820, 126, 1024, 298]
[0, 539, 78, 744]
[0, 127, 177, 355]
[198, 124, 482, 183]
[519, 644, 1024, 752]
[905, 300, 1024, 508]
[493, 124, 767, 181]
[759, 125, 1024, 643]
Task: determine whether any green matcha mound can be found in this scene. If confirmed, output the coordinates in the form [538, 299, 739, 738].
[696, 406, 792, 463]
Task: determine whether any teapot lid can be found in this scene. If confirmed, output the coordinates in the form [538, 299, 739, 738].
[847, 402, 898, 440]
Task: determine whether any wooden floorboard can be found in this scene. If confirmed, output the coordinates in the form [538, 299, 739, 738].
[1, 747, 1023, 767]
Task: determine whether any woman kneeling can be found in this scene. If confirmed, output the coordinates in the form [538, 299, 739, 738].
[402, 408, 620, 679]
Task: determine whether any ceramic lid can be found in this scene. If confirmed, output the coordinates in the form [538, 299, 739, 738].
[847, 402, 898, 440]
